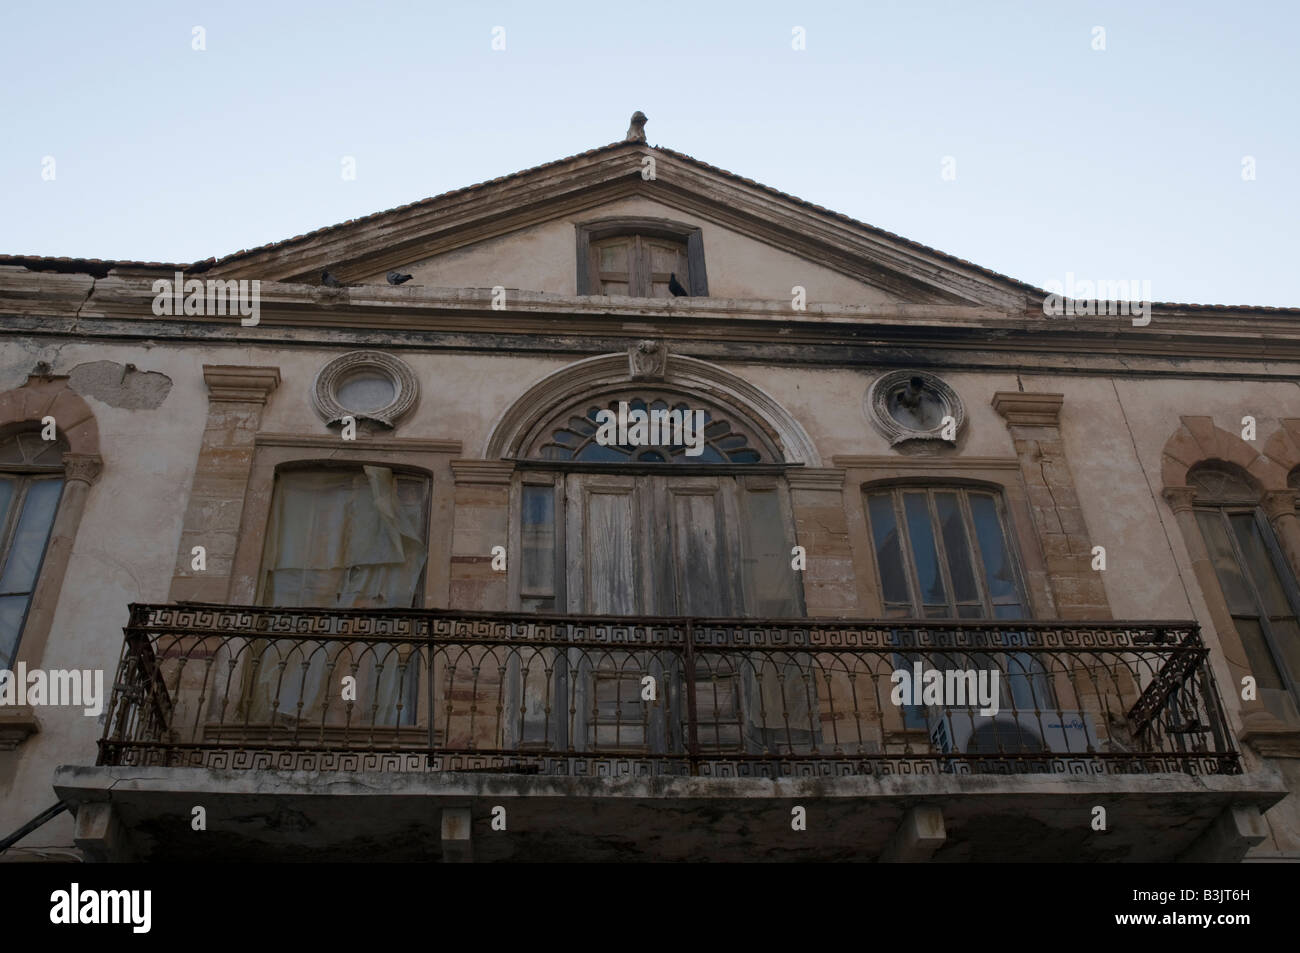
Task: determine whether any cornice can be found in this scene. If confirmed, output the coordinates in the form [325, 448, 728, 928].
[255, 433, 461, 454]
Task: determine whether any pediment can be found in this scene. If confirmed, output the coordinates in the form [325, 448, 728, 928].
[203, 140, 1036, 311]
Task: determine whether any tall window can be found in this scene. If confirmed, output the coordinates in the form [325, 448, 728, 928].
[1191, 464, 1300, 711]
[865, 484, 1045, 723]
[865, 485, 1027, 620]
[246, 465, 430, 726]
[0, 431, 66, 669]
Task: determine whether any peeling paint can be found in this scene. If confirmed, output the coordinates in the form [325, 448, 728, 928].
[68, 360, 172, 409]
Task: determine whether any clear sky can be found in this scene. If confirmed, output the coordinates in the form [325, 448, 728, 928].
[2, 1, 1296, 306]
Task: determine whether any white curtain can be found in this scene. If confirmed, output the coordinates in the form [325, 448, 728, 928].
[247, 467, 427, 726]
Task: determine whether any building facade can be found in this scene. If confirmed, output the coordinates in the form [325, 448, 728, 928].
[1, 118, 1298, 861]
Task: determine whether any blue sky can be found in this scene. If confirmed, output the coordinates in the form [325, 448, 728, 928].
[2, 1, 1296, 306]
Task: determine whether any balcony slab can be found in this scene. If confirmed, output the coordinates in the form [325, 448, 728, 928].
[52, 764, 1287, 862]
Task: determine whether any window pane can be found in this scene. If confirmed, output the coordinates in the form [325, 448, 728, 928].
[867, 494, 911, 607]
[741, 489, 800, 617]
[1230, 618, 1284, 691]
[969, 494, 1020, 606]
[0, 478, 63, 595]
[0, 594, 27, 668]
[935, 492, 979, 606]
[1229, 514, 1295, 616]
[1269, 618, 1300, 693]
[903, 492, 947, 607]
[520, 485, 555, 597]
[0, 478, 14, 534]
[1195, 511, 1258, 615]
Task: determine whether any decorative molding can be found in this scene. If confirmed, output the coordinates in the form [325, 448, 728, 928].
[866, 370, 965, 447]
[451, 460, 516, 485]
[255, 433, 461, 454]
[833, 455, 1021, 471]
[628, 340, 668, 381]
[485, 352, 821, 466]
[61, 452, 103, 486]
[786, 468, 846, 490]
[992, 392, 1064, 428]
[203, 365, 281, 404]
[311, 350, 418, 429]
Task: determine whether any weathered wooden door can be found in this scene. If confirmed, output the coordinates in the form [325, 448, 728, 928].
[562, 472, 806, 754]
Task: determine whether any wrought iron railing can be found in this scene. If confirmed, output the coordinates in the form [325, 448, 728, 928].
[97, 603, 1240, 777]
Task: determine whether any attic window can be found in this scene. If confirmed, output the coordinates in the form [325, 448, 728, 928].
[576, 218, 708, 298]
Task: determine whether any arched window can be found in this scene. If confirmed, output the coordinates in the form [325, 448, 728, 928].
[0, 430, 68, 668]
[532, 395, 766, 464]
[1190, 463, 1300, 710]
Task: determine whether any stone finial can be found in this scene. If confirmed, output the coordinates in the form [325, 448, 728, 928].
[625, 111, 647, 142]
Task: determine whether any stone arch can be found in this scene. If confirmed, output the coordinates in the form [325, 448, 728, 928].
[485, 352, 821, 466]
[0, 374, 100, 455]
[0, 374, 102, 688]
[1160, 415, 1287, 492]
[1262, 419, 1300, 483]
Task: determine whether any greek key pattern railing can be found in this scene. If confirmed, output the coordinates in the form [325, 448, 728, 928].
[97, 603, 1240, 777]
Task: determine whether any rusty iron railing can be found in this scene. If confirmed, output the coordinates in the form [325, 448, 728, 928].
[97, 603, 1240, 777]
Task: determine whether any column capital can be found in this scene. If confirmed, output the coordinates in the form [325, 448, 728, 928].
[202, 365, 281, 403]
[1163, 486, 1198, 515]
[61, 452, 103, 486]
[1261, 489, 1299, 521]
[992, 391, 1064, 428]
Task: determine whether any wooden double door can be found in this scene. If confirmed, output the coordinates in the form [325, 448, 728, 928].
[514, 470, 811, 756]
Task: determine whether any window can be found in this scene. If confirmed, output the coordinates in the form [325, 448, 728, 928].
[0, 431, 66, 669]
[534, 395, 765, 464]
[246, 465, 430, 726]
[590, 235, 688, 298]
[865, 484, 1045, 724]
[1190, 464, 1300, 711]
[865, 486, 1027, 620]
[576, 219, 708, 298]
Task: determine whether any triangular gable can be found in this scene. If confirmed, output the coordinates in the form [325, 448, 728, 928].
[200, 140, 1037, 311]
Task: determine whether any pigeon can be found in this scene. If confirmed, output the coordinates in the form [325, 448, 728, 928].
[897, 377, 926, 410]
[387, 271, 414, 285]
[668, 273, 689, 297]
[321, 270, 343, 288]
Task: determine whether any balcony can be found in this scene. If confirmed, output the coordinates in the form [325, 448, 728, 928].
[54, 602, 1285, 861]
[96, 603, 1241, 777]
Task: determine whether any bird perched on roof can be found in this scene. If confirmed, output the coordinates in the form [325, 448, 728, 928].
[668, 273, 689, 297]
[626, 111, 647, 142]
[321, 270, 343, 287]
[387, 271, 413, 285]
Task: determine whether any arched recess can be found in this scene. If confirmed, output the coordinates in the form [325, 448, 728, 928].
[1262, 419, 1300, 482]
[0, 376, 103, 735]
[485, 352, 821, 466]
[1161, 416, 1288, 492]
[1161, 419, 1300, 743]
